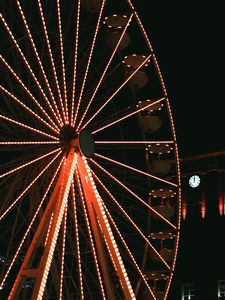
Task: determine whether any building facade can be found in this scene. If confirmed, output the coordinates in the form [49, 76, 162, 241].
[168, 151, 225, 299]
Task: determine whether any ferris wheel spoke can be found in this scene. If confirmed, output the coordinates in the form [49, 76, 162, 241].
[71, 181, 84, 299]
[94, 152, 177, 188]
[15, 0, 63, 126]
[0, 54, 59, 130]
[102, 202, 156, 299]
[76, 13, 134, 132]
[0, 13, 62, 127]
[70, 0, 80, 126]
[37, 0, 66, 123]
[81, 54, 152, 130]
[92, 97, 165, 134]
[72, 0, 106, 127]
[0, 156, 64, 290]
[89, 158, 177, 230]
[57, 0, 68, 124]
[0, 150, 62, 223]
[59, 203, 68, 300]
[70, 221, 99, 298]
[95, 140, 174, 145]
[0, 114, 59, 140]
[0, 141, 59, 145]
[0, 148, 60, 179]
[91, 170, 171, 270]
[75, 169, 107, 299]
[0, 84, 59, 134]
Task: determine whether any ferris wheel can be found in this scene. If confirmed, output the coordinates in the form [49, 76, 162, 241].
[0, 0, 181, 299]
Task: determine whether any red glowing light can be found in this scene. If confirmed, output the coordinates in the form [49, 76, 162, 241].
[219, 190, 224, 216]
[182, 194, 187, 221]
[201, 192, 206, 219]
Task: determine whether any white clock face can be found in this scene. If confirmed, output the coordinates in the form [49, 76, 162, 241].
[189, 175, 200, 188]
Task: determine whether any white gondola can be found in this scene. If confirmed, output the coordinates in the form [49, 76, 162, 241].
[150, 188, 176, 198]
[103, 14, 129, 29]
[105, 31, 130, 51]
[150, 159, 171, 176]
[147, 143, 173, 154]
[150, 231, 175, 263]
[126, 70, 149, 89]
[150, 189, 176, 220]
[153, 204, 175, 220]
[104, 14, 131, 50]
[142, 270, 169, 299]
[144, 272, 169, 280]
[123, 54, 150, 89]
[137, 99, 164, 113]
[149, 231, 176, 240]
[139, 115, 162, 133]
[123, 54, 150, 68]
[160, 248, 173, 263]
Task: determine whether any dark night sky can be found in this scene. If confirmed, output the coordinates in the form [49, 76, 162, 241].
[132, 1, 224, 157]
[130, 4, 225, 297]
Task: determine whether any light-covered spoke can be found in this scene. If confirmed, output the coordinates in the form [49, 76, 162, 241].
[0, 114, 58, 140]
[0, 141, 59, 145]
[0, 53, 58, 130]
[15, 0, 63, 126]
[81, 54, 152, 130]
[73, 0, 107, 127]
[70, 0, 81, 126]
[95, 152, 177, 187]
[95, 140, 174, 145]
[0, 13, 62, 127]
[91, 170, 171, 270]
[0, 84, 59, 134]
[102, 203, 156, 299]
[57, 0, 68, 123]
[0, 150, 62, 222]
[0, 148, 60, 179]
[76, 13, 133, 131]
[89, 158, 177, 230]
[92, 97, 165, 134]
[37, 0, 66, 123]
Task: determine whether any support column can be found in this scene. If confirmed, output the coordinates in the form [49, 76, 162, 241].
[9, 150, 77, 300]
[76, 153, 135, 300]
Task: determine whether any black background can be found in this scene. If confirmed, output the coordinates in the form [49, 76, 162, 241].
[132, 1, 224, 157]
[131, 2, 225, 299]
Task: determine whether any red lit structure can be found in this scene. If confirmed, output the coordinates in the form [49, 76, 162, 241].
[0, 0, 182, 299]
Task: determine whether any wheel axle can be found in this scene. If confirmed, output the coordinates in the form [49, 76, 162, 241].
[59, 125, 95, 157]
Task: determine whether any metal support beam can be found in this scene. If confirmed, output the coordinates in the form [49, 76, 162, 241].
[8, 150, 77, 300]
[76, 153, 135, 300]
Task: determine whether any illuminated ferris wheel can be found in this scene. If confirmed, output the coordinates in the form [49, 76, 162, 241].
[0, 0, 181, 299]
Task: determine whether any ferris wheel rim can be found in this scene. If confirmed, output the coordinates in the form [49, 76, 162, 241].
[0, 1, 181, 299]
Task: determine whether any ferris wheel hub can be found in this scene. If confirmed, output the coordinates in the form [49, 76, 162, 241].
[78, 129, 95, 158]
[59, 125, 95, 157]
[59, 124, 77, 150]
